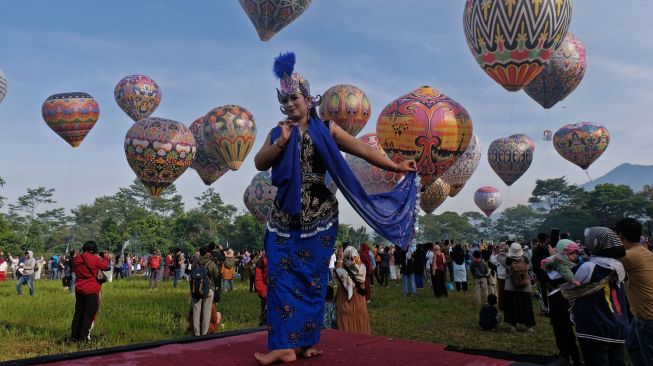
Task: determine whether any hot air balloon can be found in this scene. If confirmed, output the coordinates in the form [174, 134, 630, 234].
[488, 134, 535, 186]
[345, 133, 404, 195]
[420, 178, 450, 215]
[319, 84, 371, 137]
[441, 133, 481, 197]
[124, 117, 196, 197]
[325, 173, 338, 195]
[239, 0, 312, 41]
[203, 105, 257, 171]
[0, 69, 6, 104]
[525, 33, 587, 109]
[474, 186, 502, 217]
[189, 116, 229, 186]
[243, 171, 277, 224]
[376, 86, 473, 188]
[463, 0, 572, 91]
[543, 130, 553, 141]
[41, 92, 100, 148]
[114, 75, 161, 122]
[553, 122, 609, 170]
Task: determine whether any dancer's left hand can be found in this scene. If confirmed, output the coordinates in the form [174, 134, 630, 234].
[395, 160, 417, 173]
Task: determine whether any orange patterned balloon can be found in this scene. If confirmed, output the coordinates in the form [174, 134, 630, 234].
[420, 178, 450, 215]
[319, 84, 371, 137]
[203, 105, 257, 171]
[189, 116, 229, 186]
[345, 133, 403, 195]
[376, 86, 473, 188]
[42, 92, 100, 148]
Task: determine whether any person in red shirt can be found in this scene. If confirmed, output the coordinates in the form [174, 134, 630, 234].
[255, 250, 267, 326]
[148, 250, 162, 289]
[70, 240, 110, 342]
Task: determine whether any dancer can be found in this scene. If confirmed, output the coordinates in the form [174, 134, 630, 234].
[253, 52, 418, 365]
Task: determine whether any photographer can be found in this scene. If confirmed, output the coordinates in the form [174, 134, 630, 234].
[70, 241, 110, 342]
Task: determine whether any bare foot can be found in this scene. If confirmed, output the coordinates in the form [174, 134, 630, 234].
[254, 349, 296, 365]
[300, 347, 323, 358]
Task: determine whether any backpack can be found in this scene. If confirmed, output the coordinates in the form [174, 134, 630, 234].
[509, 259, 530, 289]
[190, 262, 211, 299]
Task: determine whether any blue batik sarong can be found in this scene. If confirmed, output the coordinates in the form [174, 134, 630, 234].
[265, 223, 337, 350]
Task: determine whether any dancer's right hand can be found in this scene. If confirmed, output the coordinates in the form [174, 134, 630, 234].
[276, 120, 296, 147]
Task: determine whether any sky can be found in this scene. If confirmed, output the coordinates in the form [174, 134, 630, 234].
[0, 0, 651, 229]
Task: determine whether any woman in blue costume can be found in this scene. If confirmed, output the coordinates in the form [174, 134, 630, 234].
[254, 53, 419, 365]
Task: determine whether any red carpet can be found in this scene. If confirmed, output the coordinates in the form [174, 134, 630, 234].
[37, 330, 513, 366]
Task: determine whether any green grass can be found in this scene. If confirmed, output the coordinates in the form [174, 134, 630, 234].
[0, 276, 557, 362]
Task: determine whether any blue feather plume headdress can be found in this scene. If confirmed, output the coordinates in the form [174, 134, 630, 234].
[273, 52, 296, 79]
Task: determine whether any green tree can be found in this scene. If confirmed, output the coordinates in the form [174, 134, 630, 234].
[537, 207, 598, 241]
[462, 211, 495, 240]
[418, 211, 478, 243]
[225, 213, 265, 251]
[337, 224, 370, 247]
[494, 205, 544, 242]
[117, 180, 184, 217]
[8, 187, 57, 250]
[0, 177, 6, 209]
[586, 184, 651, 227]
[528, 177, 585, 212]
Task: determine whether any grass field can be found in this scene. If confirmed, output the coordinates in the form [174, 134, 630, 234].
[0, 276, 558, 362]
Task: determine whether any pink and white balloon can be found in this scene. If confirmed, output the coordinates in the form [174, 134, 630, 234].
[345, 133, 403, 195]
[474, 186, 502, 217]
[441, 134, 481, 197]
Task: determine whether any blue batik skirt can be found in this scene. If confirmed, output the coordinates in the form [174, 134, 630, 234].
[265, 224, 337, 350]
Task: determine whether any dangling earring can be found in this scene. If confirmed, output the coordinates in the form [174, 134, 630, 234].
[280, 105, 289, 115]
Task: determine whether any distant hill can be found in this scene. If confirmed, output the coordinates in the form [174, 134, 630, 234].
[581, 163, 653, 192]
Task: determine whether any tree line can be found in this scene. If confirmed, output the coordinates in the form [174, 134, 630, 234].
[0, 176, 651, 255]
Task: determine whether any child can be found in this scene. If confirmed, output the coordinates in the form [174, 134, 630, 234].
[540, 239, 581, 288]
[479, 294, 499, 331]
[323, 283, 337, 329]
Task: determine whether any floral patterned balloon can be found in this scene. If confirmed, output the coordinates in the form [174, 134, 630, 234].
[441, 134, 481, 196]
[114, 75, 161, 122]
[124, 117, 196, 197]
[203, 105, 257, 171]
[553, 122, 609, 170]
[488, 134, 535, 186]
[239, 0, 313, 41]
[376, 86, 473, 188]
[244, 171, 277, 224]
[319, 84, 371, 137]
[420, 178, 450, 215]
[42, 92, 100, 148]
[525, 33, 587, 109]
[345, 133, 403, 195]
[189, 116, 229, 185]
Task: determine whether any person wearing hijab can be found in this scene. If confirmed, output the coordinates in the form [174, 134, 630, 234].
[334, 245, 371, 334]
[566, 227, 628, 366]
[496, 242, 536, 333]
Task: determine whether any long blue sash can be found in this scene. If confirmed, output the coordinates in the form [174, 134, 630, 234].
[270, 117, 418, 248]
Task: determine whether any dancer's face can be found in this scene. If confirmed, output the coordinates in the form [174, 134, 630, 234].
[282, 93, 310, 121]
